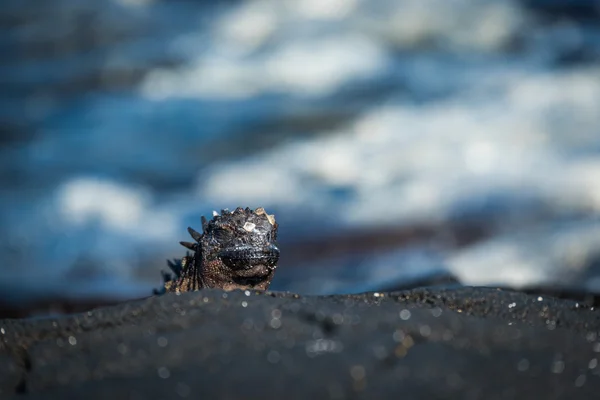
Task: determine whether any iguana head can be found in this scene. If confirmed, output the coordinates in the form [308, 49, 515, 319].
[165, 207, 280, 292]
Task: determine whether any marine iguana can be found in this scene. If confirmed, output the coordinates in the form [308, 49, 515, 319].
[157, 207, 279, 294]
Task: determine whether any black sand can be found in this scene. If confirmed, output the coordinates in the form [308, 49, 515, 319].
[2, 287, 600, 399]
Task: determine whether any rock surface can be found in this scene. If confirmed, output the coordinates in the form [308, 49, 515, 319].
[1, 287, 600, 399]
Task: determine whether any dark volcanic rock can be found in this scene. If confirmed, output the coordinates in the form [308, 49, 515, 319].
[1, 287, 600, 399]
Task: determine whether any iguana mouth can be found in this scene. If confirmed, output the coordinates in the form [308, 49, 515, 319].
[219, 244, 280, 271]
[232, 273, 272, 287]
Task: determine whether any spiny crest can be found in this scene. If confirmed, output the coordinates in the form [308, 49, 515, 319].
[254, 207, 276, 226]
[205, 206, 276, 226]
[165, 253, 190, 278]
[179, 241, 196, 250]
[187, 226, 202, 242]
[178, 206, 277, 252]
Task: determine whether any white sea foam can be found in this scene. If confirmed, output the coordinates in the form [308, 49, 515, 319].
[57, 177, 177, 241]
[287, 0, 358, 20]
[142, 33, 386, 99]
[356, 0, 523, 51]
[200, 66, 600, 221]
[140, 0, 522, 100]
[448, 221, 600, 287]
[198, 65, 600, 287]
[7, 0, 598, 296]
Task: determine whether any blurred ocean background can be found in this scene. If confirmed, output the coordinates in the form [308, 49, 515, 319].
[1, 0, 600, 308]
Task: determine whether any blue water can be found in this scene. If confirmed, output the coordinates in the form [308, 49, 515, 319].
[1, 0, 600, 303]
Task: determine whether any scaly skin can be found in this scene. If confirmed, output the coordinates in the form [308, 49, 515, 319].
[158, 207, 279, 294]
